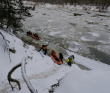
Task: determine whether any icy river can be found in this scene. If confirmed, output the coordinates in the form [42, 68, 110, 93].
[17, 4, 110, 65]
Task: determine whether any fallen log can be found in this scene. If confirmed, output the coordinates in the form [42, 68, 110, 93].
[21, 61, 38, 93]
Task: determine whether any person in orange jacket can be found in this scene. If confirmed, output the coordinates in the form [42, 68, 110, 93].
[51, 50, 56, 56]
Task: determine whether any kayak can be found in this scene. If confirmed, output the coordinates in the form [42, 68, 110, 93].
[50, 53, 62, 65]
[27, 34, 41, 40]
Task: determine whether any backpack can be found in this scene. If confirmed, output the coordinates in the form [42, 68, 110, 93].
[68, 56, 74, 63]
[68, 55, 74, 60]
[67, 59, 69, 63]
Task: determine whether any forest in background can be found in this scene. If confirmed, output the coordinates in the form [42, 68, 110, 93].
[30, 0, 110, 7]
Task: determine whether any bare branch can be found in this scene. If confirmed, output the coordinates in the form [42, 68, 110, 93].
[0, 32, 11, 62]
[0, 32, 10, 43]
[7, 63, 21, 90]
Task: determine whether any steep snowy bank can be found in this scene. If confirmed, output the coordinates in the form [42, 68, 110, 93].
[0, 28, 110, 93]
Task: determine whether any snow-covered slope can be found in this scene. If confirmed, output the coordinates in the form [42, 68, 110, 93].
[0, 30, 80, 93]
[0, 28, 110, 93]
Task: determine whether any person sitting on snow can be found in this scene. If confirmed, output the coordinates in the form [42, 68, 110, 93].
[67, 55, 75, 66]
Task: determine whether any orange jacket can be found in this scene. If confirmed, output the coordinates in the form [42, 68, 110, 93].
[43, 46, 46, 50]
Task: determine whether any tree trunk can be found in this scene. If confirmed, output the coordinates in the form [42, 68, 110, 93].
[7, 63, 21, 90]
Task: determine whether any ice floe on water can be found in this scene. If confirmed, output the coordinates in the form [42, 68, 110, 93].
[20, 4, 110, 64]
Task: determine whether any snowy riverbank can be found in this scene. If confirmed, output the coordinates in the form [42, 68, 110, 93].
[0, 3, 110, 93]
[0, 28, 110, 93]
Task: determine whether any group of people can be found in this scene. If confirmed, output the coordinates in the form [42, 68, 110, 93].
[38, 43, 75, 66]
[27, 31, 75, 66]
[27, 31, 39, 38]
[27, 31, 32, 35]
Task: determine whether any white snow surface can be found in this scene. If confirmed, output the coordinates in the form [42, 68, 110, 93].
[0, 29, 110, 93]
[0, 3, 110, 93]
